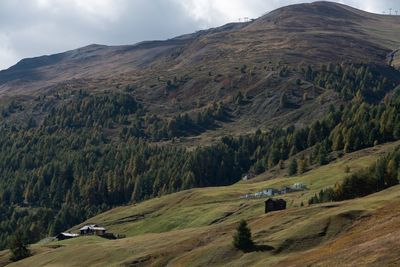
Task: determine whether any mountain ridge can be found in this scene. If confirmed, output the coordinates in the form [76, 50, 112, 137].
[1, 1, 399, 97]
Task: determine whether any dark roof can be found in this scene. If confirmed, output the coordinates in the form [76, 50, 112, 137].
[265, 198, 286, 203]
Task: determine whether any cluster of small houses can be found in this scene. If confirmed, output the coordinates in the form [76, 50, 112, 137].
[240, 182, 307, 199]
[239, 182, 308, 213]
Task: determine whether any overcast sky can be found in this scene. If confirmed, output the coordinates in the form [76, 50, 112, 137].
[0, 0, 399, 70]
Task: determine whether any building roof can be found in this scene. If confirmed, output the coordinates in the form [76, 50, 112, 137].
[265, 198, 286, 203]
[79, 224, 98, 231]
[59, 232, 79, 237]
[92, 227, 106, 231]
[264, 188, 279, 191]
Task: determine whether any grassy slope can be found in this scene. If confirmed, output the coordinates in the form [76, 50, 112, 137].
[3, 141, 400, 267]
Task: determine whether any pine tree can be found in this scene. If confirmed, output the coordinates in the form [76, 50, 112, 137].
[288, 159, 298, 176]
[318, 146, 329, 165]
[182, 171, 195, 190]
[279, 93, 289, 108]
[307, 128, 317, 147]
[235, 91, 244, 105]
[298, 159, 307, 174]
[233, 220, 254, 251]
[9, 231, 31, 261]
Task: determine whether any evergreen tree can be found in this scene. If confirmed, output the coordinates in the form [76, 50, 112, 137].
[307, 128, 317, 147]
[318, 146, 329, 165]
[279, 93, 289, 108]
[288, 159, 298, 176]
[297, 159, 307, 174]
[233, 220, 254, 251]
[9, 231, 31, 261]
[235, 91, 244, 105]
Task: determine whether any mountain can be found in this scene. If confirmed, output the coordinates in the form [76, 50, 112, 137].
[1, 2, 400, 266]
[1, 1, 399, 136]
[1, 2, 399, 92]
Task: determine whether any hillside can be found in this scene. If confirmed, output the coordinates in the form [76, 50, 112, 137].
[2, 141, 400, 266]
[1, 1, 400, 265]
[0, 1, 399, 134]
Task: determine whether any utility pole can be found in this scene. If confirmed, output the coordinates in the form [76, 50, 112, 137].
[389, 8, 392, 15]
[395, 10, 398, 16]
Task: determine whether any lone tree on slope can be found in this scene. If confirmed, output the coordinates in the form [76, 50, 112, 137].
[9, 230, 31, 261]
[233, 219, 254, 251]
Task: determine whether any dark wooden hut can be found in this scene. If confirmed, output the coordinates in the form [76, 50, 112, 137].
[265, 198, 286, 213]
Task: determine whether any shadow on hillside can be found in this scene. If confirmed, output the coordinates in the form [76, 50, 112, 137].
[254, 244, 275, 252]
[243, 244, 275, 253]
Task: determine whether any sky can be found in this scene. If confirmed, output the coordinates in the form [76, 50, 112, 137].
[0, 0, 399, 70]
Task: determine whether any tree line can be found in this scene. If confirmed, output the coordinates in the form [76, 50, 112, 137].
[309, 145, 400, 205]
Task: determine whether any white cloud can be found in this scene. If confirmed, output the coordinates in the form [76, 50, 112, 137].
[175, 0, 399, 25]
[174, 0, 264, 26]
[0, 33, 18, 69]
[65, 0, 124, 23]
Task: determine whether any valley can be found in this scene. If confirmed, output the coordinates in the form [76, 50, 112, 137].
[1, 141, 399, 266]
[0, 1, 400, 266]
